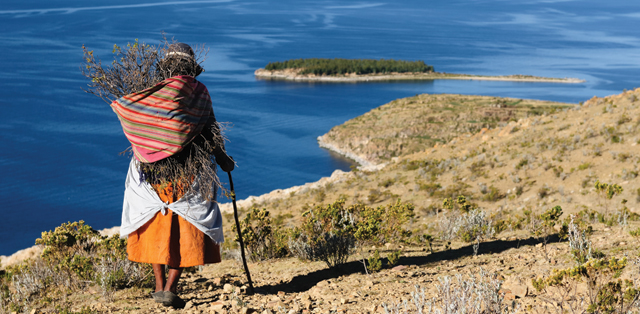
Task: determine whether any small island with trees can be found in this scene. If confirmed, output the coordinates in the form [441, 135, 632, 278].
[255, 58, 585, 83]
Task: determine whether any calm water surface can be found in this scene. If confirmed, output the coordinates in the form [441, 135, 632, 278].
[1, 0, 639, 255]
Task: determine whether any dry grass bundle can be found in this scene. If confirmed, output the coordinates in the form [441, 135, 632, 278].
[81, 35, 208, 104]
[81, 36, 227, 200]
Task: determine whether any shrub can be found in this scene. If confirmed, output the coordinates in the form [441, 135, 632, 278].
[457, 209, 494, 244]
[35, 221, 101, 281]
[481, 186, 505, 202]
[537, 185, 551, 199]
[235, 207, 289, 261]
[629, 228, 640, 237]
[532, 257, 639, 313]
[289, 199, 415, 268]
[566, 215, 596, 264]
[367, 250, 382, 273]
[442, 195, 474, 213]
[438, 205, 494, 255]
[595, 181, 624, 200]
[387, 250, 401, 267]
[382, 269, 518, 314]
[3, 221, 152, 310]
[288, 200, 356, 268]
[595, 180, 624, 213]
[419, 181, 442, 196]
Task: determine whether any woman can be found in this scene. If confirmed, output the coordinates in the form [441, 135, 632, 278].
[111, 43, 233, 307]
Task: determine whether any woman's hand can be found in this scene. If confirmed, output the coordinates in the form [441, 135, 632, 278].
[215, 152, 235, 172]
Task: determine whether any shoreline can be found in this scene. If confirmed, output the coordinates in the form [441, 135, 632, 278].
[254, 69, 586, 84]
[1, 143, 375, 268]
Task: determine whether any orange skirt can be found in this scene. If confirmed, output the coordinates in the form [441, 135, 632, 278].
[127, 182, 221, 268]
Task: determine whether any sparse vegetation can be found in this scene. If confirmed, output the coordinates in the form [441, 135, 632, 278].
[6, 88, 640, 312]
[2, 221, 151, 312]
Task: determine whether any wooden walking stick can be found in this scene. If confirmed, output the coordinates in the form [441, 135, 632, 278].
[228, 172, 255, 295]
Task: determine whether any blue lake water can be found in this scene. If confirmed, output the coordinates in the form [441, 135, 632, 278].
[1, 0, 639, 255]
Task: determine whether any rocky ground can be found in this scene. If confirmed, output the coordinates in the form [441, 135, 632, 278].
[45, 222, 640, 313]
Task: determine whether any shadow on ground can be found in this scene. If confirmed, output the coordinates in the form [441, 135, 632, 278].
[256, 235, 562, 294]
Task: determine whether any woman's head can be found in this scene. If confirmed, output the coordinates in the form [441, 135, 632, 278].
[158, 43, 204, 78]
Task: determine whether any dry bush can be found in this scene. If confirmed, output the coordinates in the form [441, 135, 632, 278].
[233, 207, 289, 262]
[81, 35, 207, 104]
[288, 199, 414, 268]
[383, 269, 519, 314]
[532, 257, 640, 314]
[437, 199, 494, 255]
[1, 222, 152, 312]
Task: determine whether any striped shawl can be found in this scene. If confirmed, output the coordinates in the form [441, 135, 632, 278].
[111, 75, 213, 163]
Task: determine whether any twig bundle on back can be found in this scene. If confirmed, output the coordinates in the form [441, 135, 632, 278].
[81, 37, 226, 201]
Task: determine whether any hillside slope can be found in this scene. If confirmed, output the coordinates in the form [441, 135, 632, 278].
[4, 89, 640, 313]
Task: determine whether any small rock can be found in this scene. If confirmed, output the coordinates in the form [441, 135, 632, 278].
[213, 277, 225, 286]
[184, 301, 194, 310]
[211, 301, 228, 311]
[503, 279, 528, 298]
[239, 307, 251, 314]
[340, 298, 348, 304]
[223, 283, 234, 293]
[391, 265, 407, 272]
[277, 291, 286, 297]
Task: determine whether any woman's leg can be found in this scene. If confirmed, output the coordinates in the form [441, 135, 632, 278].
[152, 264, 166, 292]
[165, 267, 183, 293]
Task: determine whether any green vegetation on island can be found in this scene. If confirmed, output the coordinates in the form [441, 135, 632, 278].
[257, 58, 585, 83]
[264, 58, 434, 76]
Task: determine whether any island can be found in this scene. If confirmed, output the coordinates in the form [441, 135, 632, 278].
[255, 58, 585, 83]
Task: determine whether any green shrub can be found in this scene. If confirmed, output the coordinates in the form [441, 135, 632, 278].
[289, 200, 356, 267]
[418, 181, 442, 196]
[35, 221, 100, 280]
[4, 221, 152, 311]
[533, 206, 563, 245]
[378, 178, 395, 188]
[235, 207, 289, 261]
[366, 250, 382, 273]
[532, 257, 639, 313]
[387, 250, 401, 267]
[595, 181, 624, 200]
[629, 228, 640, 237]
[289, 199, 415, 268]
[457, 209, 494, 244]
[482, 186, 505, 202]
[443, 195, 474, 212]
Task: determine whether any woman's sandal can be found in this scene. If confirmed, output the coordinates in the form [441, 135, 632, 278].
[150, 291, 165, 303]
[162, 291, 186, 308]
